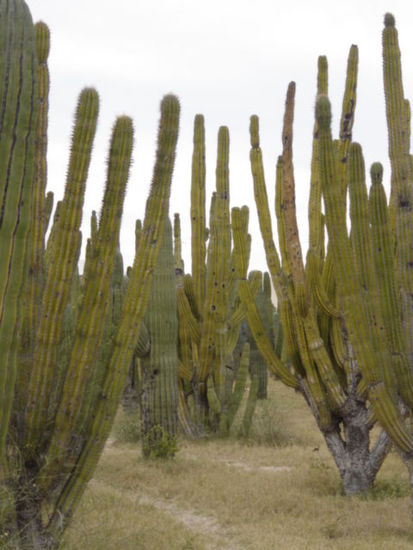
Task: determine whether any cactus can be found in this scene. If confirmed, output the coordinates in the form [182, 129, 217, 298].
[0, 2, 179, 547]
[137, 217, 179, 458]
[175, 117, 258, 436]
[235, 41, 394, 495]
[0, 0, 39, 483]
[315, 14, 413, 502]
[245, 271, 274, 399]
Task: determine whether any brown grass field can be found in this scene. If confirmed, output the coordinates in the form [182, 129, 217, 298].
[61, 379, 413, 549]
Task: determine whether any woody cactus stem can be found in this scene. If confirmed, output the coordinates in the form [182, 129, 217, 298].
[0, 1, 179, 546]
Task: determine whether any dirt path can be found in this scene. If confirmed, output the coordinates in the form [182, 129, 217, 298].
[89, 478, 242, 550]
[220, 459, 292, 474]
[100, 438, 292, 549]
[96, 442, 244, 550]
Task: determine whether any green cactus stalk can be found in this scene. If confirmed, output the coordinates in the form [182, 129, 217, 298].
[191, 114, 207, 313]
[138, 217, 179, 458]
[0, 0, 38, 481]
[0, 2, 179, 546]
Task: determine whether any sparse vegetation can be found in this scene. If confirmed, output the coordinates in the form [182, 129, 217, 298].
[59, 379, 413, 550]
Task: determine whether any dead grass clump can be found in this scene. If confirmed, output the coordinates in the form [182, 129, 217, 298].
[111, 408, 141, 444]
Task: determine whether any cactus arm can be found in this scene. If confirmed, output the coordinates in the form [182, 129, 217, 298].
[44, 190, 54, 232]
[0, 0, 38, 472]
[281, 82, 309, 316]
[24, 88, 99, 451]
[198, 193, 218, 381]
[252, 122, 331, 414]
[23, 21, 49, 343]
[317, 94, 413, 453]
[173, 212, 184, 274]
[382, 14, 413, 363]
[307, 47, 325, 252]
[41, 116, 134, 486]
[249, 115, 285, 301]
[280, 84, 346, 414]
[177, 288, 201, 344]
[306, 56, 340, 317]
[212, 127, 231, 376]
[236, 277, 297, 388]
[239, 377, 259, 437]
[348, 142, 398, 395]
[198, 125, 234, 388]
[191, 114, 207, 313]
[226, 342, 249, 428]
[173, 212, 201, 342]
[46, 95, 179, 537]
[369, 163, 413, 405]
[339, 45, 358, 149]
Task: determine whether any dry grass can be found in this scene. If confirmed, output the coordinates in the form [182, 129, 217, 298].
[61, 379, 413, 549]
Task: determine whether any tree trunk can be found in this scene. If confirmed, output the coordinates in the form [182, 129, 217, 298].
[323, 399, 391, 495]
[15, 493, 59, 550]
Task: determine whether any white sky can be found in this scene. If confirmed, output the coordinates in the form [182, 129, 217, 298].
[27, 0, 413, 272]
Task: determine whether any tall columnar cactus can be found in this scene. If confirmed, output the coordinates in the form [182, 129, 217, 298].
[0, 2, 179, 547]
[235, 41, 393, 495]
[0, 0, 39, 481]
[313, 14, 413, 497]
[136, 217, 179, 458]
[175, 117, 258, 435]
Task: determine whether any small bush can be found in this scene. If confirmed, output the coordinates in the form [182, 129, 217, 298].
[363, 477, 410, 500]
[142, 425, 178, 459]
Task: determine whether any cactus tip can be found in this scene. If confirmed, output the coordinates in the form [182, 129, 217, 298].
[249, 115, 260, 148]
[315, 95, 332, 130]
[384, 13, 395, 28]
[370, 162, 383, 184]
[161, 94, 180, 112]
[35, 21, 51, 63]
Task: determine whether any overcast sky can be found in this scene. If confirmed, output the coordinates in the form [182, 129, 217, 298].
[27, 0, 413, 272]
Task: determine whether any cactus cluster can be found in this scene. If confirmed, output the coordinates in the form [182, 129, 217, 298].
[234, 31, 412, 494]
[0, 1, 179, 547]
[5, 0, 413, 542]
[175, 116, 260, 436]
